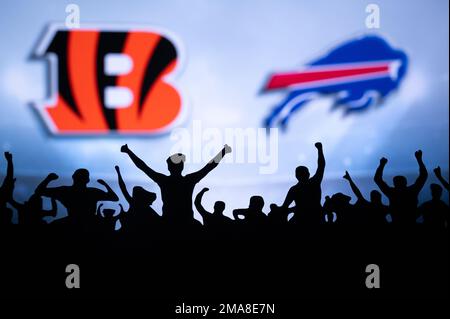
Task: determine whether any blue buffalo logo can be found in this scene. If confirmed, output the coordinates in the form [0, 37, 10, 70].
[262, 35, 408, 129]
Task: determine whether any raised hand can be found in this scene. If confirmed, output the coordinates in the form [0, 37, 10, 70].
[314, 142, 323, 150]
[343, 171, 351, 180]
[115, 165, 121, 173]
[380, 157, 388, 165]
[415, 150, 423, 160]
[47, 173, 59, 181]
[97, 179, 108, 186]
[4, 151, 12, 161]
[224, 144, 232, 154]
[120, 144, 130, 153]
[434, 166, 442, 177]
[201, 187, 210, 193]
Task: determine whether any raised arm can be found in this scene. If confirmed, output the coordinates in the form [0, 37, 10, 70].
[312, 142, 325, 183]
[343, 171, 366, 202]
[1, 152, 14, 194]
[97, 179, 119, 202]
[434, 166, 449, 191]
[115, 165, 132, 204]
[190, 145, 232, 182]
[35, 173, 57, 193]
[411, 150, 428, 193]
[35, 173, 63, 199]
[374, 157, 392, 196]
[8, 186, 24, 210]
[121, 144, 164, 183]
[194, 187, 210, 218]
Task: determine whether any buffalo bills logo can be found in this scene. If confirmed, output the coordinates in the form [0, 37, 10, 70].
[262, 35, 408, 129]
[34, 25, 184, 134]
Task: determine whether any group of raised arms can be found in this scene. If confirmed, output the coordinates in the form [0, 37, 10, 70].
[0, 142, 448, 238]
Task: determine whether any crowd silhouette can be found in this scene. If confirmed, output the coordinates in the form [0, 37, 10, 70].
[1, 143, 449, 299]
[0, 143, 449, 240]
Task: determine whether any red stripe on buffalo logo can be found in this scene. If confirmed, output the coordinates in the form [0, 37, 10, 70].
[265, 62, 392, 91]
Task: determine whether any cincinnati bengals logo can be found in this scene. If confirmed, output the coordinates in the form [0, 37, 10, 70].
[34, 25, 184, 134]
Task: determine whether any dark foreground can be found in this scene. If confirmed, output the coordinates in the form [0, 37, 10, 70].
[1, 224, 448, 305]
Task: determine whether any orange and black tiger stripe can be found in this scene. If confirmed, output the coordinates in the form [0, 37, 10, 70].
[41, 28, 182, 134]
